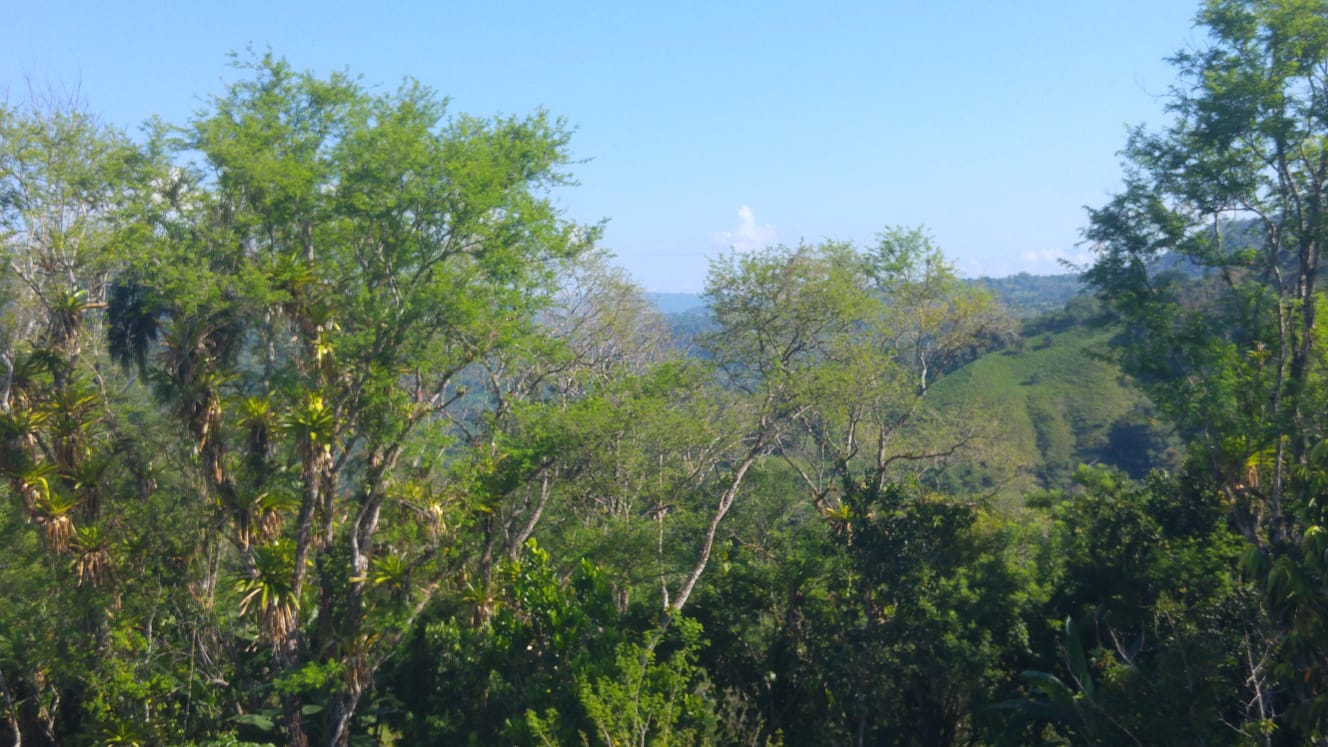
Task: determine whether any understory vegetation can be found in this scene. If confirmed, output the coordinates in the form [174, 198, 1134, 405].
[4, 1, 1328, 744]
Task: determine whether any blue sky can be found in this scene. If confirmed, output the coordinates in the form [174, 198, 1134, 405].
[4, 1, 1201, 291]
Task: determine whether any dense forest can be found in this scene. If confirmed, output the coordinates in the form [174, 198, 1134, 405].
[4, 1, 1328, 745]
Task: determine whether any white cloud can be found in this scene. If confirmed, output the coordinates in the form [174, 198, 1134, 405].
[711, 205, 776, 252]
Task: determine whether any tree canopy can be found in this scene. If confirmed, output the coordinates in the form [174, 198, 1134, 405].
[8, 2, 1328, 745]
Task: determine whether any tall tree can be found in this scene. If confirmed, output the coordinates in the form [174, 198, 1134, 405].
[109, 55, 595, 746]
[704, 236, 1008, 517]
[1084, 0, 1328, 736]
[0, 91, 212, 746]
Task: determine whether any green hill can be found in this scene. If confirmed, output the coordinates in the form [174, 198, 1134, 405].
[927, 318, 1176, 498]
[972, 272, 1083, 317]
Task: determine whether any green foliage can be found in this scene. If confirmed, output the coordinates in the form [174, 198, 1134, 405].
[575, 618, 718, 747]
[992, 618, 1129, 746]
[974, 273, 1085, 318]
[381, 541, 627, 745]
[97, 52, 598, 746]
[688, 467, 1037, 746]
[0, 88, 242, 747]
[1084, 0, 1328, 737]
[927, 321, 1175, 496]
[16, 9, 1328, 744]
[1017, 467, 1259, 744]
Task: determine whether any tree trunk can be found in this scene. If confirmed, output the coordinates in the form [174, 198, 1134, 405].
[282, 692, 308, 747]
[327, 687, 363, 747]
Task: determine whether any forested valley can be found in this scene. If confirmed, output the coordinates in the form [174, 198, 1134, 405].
[5, 2, 1328, 745]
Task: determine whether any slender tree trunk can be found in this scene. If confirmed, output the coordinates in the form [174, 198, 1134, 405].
[327, 687, 363, 747]
[669, 440, 763, 614]
[0, 665, 18, 747]
[276, 623, 309, 747]
[282, 691, 308, 747]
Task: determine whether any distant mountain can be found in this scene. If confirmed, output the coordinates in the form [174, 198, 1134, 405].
[647, 275, 1088, 319]
[969, 273, 1083, 317]
[647, 292, 706, 315]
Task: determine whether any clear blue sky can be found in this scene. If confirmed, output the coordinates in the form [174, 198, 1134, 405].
[4, 1, 1202, 291]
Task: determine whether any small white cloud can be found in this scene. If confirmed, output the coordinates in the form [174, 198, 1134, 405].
[711, 205, 776, 252]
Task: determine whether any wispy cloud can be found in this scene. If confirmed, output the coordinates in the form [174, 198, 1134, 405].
[711, 205, 776, 252]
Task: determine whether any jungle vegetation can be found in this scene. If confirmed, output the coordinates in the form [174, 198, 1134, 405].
[3, 1, 1328, 744]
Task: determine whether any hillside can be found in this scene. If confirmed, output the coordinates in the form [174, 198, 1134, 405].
[927, 318, 1176, 498]
[650, 281, 1174, 498]
[650, 280, 1177, 499]
[972, 272, 1082, 317]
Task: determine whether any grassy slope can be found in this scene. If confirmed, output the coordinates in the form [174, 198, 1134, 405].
[927, 323, 1155, 498]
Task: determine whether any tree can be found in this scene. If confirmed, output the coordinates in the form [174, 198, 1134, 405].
[463, 250, 677, 591]
[1012, 468, 1259, 745]
[869, 227, 1015, 394]
[685, 237, 1021, 745]
[1084, 0, 1328, 736]
[107, 55, 595, 746]
[704, 236, 1008, 518]
[0, 90, 221, 746]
